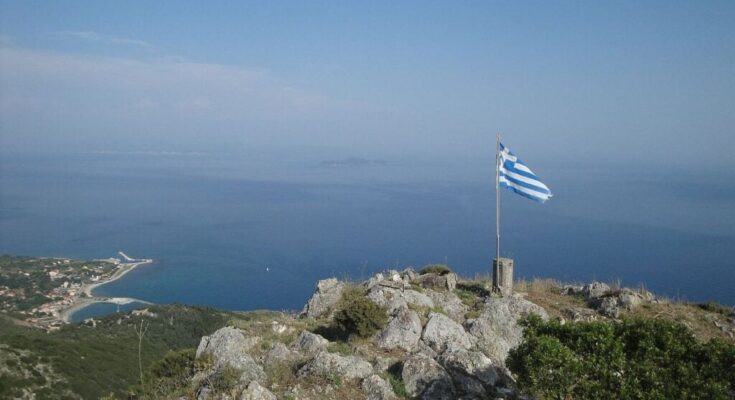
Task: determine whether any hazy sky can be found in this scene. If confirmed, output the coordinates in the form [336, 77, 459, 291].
[1, 1, 733, 166]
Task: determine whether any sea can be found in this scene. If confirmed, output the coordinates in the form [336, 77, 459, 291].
[1, 151, 733, 321]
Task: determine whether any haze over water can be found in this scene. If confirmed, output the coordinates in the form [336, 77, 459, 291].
[1, 2, 734, 315]
[1, 151, 733, 311]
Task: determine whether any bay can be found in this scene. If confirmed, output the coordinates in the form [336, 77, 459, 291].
[1, 151, 733, 315]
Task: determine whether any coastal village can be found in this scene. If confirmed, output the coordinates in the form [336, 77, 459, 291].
[0, 254, 148, 331]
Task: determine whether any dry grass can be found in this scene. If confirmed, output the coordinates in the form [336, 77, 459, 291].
[626, 301, 734, 343]
[511, 278, 734, 343]
[514, 278, 588, 319]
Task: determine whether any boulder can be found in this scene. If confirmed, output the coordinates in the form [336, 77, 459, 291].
[582, 282, 610, 299]
[425, 291, 469, 324]
[367, 273, 386, 290]
[240, 381, 277, 400]
[376, 307, 422, 351]
[300, 278, 345, 318]
[439, 347, 500, 397]
[421, 312, 475, 353]
[562, 284, 584, 296]
[403, 290, 436, 308]
[362, 374, 398, 400]
[402, 353, 455, 399]
[372, 356, 399, 374]
[413, 273, 457, 291]
[597, 296, 620, 318]
[467, 295, 548, 364]
[297, 350, 373, 380]
[290, 331, 328, 356]
[368, 287, 434, 314]
[618, 289, 644, 310]
[262, 342, 292, 365]
[195, 327, 265, 384]
[402, 268, 418, 282]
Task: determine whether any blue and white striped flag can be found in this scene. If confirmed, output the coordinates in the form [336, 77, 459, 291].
[498, 142, 553, 203]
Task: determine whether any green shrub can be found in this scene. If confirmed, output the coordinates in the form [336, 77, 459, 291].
[419, 264, 451, 275]
[333, 287, 387, 338]
[696, 302, 734, 317]
[508, 315, 735, 400]
[134, 349, 196, 398]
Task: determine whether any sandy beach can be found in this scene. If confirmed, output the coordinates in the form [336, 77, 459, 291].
[83, 259, 153, 297]
[60, 259, 154, 323]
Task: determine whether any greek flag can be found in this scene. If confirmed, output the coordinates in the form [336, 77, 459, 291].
[498, 142, 552, 203]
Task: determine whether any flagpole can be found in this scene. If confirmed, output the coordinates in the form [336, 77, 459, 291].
[496, 132, 500, 267]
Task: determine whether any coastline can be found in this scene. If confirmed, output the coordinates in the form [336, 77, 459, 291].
[60, 259, 154, 323]
[83, 259, 152, 297]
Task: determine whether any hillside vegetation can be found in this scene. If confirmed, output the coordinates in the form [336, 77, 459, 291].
[1, 264, 734, 399]
[0, 305, 237, 399]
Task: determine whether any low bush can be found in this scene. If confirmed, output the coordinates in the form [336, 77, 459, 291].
[508, 315, 735, 400]
[333, 287, 388, 338]
[419, 264, 451, 275]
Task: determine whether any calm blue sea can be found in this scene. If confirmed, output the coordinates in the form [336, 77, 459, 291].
[1, 152, 733, 321]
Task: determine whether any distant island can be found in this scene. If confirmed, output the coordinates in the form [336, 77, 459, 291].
[320, 157, 387, 168]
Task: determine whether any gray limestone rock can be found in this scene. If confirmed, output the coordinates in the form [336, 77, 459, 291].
[421, 312, 475, 353]
[582, 282, 610, 299]
[598, 296, 620, 318]
[290, 331, 329, 356]
[439, 347, 500, 397]
[372, 357, 399, 374]
[368, 287, 434, 314]
[300, 278, 345, 318]
[376, 307, 422, 351]
[262, 342, 292, 365]
[413, 273, 458, 291]
[618, 289, 644, 310]
[297, 350, 373, 380]
[563, 307, 599, 322]
[240, 381, 277, 400]
[425, 291, 469, 324]
[362, 374, 398, 400]
[402, 353, 455, 399]
[562, 284, 584, 296]
[195, 327, 265, 384]
[402, 268, 418, 282]
[467, 295, 548, 365]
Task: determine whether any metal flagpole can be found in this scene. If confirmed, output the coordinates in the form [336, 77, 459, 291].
[496, 132, 500, 266]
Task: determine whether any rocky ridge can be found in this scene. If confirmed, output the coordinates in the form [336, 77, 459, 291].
[189, 269, 665, 400]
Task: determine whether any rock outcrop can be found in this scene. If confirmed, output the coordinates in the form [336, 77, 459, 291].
[362, 374, 398, 400]
[290, 330, 328, 355]
[300, 278, 345, 318]
[194, 327, 266, 396]
[195, 327, 265, 385]
[298, 350, 373, 380]
[183, 272, 668, 400]
[467, 294, 548, 364]
[261, 342, 292, 365]
[439, 347, 501, 397]
[565, 281, 653, 318]
[376, 307, 422, 351]
[368, 286, 434, 314]
[402, 353, 455, 399]
[421, 312, 475, 353]
[413, 272, 458, 291]
[239, 381, 277, 400]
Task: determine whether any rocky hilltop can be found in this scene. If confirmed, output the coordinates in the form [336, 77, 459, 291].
[182, 268, 734, 400]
